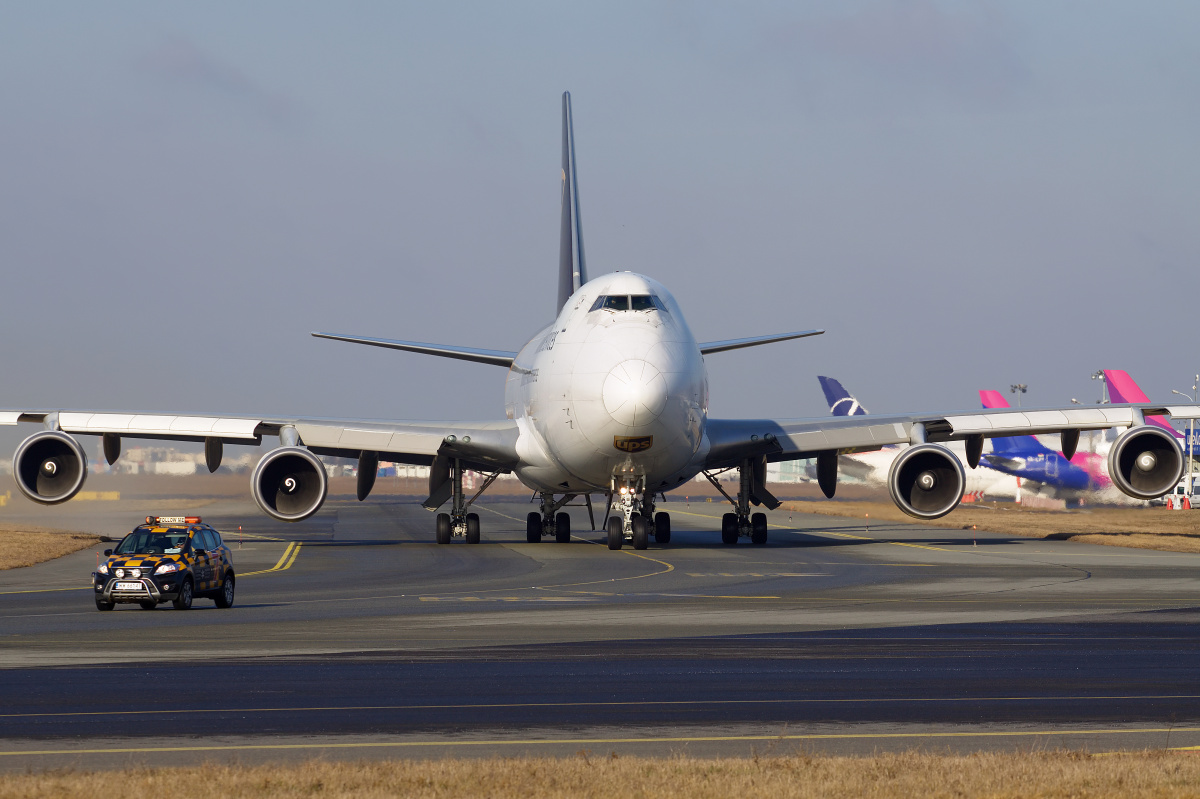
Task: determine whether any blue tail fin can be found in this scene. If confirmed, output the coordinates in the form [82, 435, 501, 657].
[818, 376, 868, 416]
[557, 92, 587, 313]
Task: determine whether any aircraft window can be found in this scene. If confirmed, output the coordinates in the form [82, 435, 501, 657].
[651, 295, 668, 312]
[630, 295, 654, 311]
[602, 295, 630, 311]
[589, 296, 605, 312]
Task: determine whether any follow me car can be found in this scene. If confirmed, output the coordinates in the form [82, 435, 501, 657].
[94, 517, 235, 611]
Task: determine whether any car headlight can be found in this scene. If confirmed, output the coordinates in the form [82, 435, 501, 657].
[115, 568, 125, 578]
[154, 563, 179, 575]
[97, 563, 109, 575]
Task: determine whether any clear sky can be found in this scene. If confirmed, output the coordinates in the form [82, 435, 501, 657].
[2, 2, 1198, 445]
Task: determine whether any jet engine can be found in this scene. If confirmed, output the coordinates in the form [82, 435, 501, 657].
[251, 447, 328, 522]
[1107, 426, 1184, 500]
[13, 431, 88, 504]
[888, 443, 965, 520]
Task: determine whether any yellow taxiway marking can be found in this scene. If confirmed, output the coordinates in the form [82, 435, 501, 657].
[3, 726, 1199, 757]
[239, 542, 301, 577]
[6, 694, 1197, 721]
[0, 585, 90, 595]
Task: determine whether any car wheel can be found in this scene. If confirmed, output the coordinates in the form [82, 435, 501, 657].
[215, 572, 235, 609]
[95, 598, 115, 611]
[172, 577, 194, 610]
[139, 600, 157, 610]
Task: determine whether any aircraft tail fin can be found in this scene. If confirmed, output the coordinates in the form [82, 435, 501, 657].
[979, 389, 1049, 455]
[1103, 369, 1181, 437]
[818, 376, 868, 416]
[557, 91, 587, 313]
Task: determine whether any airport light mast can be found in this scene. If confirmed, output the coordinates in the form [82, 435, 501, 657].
[1010, 384, 1027, 407]
[1091, 370, 1108, 404]
[1171, 375, 1198, 495]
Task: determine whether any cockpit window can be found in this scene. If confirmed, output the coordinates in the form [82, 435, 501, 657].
[589, 294, 668, 314]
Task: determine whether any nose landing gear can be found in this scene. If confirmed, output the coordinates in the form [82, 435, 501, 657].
[604, 477, 670, 551]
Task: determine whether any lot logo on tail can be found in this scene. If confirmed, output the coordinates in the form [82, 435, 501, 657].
[614, 435, 653, 453]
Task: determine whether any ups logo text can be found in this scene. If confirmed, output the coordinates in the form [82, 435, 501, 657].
[613, 435, 653, 453]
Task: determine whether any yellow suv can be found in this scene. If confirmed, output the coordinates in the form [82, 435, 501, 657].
[94, 517, 235, 611]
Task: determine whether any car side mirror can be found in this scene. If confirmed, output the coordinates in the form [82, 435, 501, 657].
[103, 549, 112, 556]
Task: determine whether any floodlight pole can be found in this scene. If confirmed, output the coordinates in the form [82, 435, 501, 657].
[1172, 382, 1197, 495]
[1010, 384, 1027, 408]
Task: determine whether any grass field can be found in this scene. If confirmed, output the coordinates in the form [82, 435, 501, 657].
[0, 525, 99, 570]
[783, 499, 1200, 553]
[2, 752, 1199, 798]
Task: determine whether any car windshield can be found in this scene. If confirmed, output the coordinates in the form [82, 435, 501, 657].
[114, 529, 189, 555]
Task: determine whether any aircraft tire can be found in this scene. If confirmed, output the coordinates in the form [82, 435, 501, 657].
[526, 512, 542, 543]
[721, 513, 738, 545]
[465, 513, 480, 545]
[632, 515, 649, 550]
[607, 516, 623, 550]
[555, 512, 571, 543]
[436, 513, 452, 545]
[751, 512, 768, 545]
[654, 512, 671, 544]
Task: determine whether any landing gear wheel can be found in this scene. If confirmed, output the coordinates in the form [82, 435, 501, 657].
[172, 577, 194, 610]
[751, 512, 768, 545]
[526, 512, 542, 543]
[215, 572, 236, 608]
[654, 512, 671, 544]
[95, 598, 114, 611]
[555, 512, 571, 543]
[436, 513, 452, 545]
[139, 600, 157, 610]
[721, 513, 739, 545]
[632, 515, 649, 550]
[465, 513, 480, 544]
[607, 516, 624, 550]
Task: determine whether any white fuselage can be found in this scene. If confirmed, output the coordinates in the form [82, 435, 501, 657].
[504, 272, 709, 494]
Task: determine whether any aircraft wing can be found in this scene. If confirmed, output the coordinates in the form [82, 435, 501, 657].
[704, 403, 1200, 469]
[0, 410, 519, 473]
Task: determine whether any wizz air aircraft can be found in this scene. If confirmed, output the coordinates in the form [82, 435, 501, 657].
[3, 94, 1197, 550]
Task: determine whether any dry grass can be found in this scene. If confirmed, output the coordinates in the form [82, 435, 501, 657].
[0, 525, 100, 570]
[2, 751, 1200, 799]
[784, 499, 1200, 553]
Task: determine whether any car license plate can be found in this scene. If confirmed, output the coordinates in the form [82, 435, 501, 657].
[116, 582, 143, 591]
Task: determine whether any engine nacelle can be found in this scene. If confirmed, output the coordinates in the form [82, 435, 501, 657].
[251, 447, 328, 522]
[1107, 426, 1184, 500]
[13, 431, 88, 505]
[888, 443, 965, 520]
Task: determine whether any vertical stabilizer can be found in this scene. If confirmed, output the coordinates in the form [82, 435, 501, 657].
[558, 92, 587, 312]
[817, 376, 868, 416]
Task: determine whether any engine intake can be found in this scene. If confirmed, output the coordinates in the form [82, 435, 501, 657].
[888, 443, 965, 520]
[251, 447, 328, 522]
[1107, 426, 1184, 500]
[14, 431, 88, 505]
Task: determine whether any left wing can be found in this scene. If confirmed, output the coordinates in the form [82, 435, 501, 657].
[705, 404, 1200, 468]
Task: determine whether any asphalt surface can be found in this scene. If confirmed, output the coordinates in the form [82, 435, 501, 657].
[2, 492, 1200, 768]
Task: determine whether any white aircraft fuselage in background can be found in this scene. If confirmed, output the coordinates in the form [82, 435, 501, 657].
[507, 272, 708, 495]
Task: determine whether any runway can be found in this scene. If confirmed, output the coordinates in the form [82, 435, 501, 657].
[2, 494, 1200, 767]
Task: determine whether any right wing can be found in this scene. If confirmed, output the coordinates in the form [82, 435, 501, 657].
[1, 409, 519, 511]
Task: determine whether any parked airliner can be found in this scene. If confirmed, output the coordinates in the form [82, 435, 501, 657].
[3, 93, 1196, 550]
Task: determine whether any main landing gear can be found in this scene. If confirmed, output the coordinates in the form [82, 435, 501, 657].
[605, 477, 671, 551]
[703, 456, 778, 546]
[435, 458, 499, 545]
[526, 493, 596, 544]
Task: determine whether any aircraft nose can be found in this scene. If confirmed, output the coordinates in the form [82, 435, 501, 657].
[602, 359, 668, 427]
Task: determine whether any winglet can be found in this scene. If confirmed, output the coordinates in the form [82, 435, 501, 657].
[558, 91, 587, 313]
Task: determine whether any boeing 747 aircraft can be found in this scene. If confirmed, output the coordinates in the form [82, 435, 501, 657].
[3, 94, 1197, 550]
